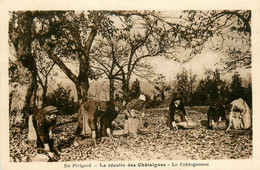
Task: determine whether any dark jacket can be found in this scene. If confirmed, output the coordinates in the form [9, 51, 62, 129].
[32, 106, 57, 144]
[169, 99, 186, 125]
[76, 101, 119, 137]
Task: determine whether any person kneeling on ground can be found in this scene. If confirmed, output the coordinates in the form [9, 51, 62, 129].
[28, 106, 59, 161]
[226, 98, 252, 132]
[168, 96, 188, 130]
[124, 94, 146, 134]
[207, 103, 227, 130]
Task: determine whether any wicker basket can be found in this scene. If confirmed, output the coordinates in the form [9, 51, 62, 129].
[30, 154, 50, 162]
[112, 127, 128, 137]
[124, 117, 140, 134]
[29, 148, 51, 162]
[177, 121, 197, 129]
[138, 127, 151, 135]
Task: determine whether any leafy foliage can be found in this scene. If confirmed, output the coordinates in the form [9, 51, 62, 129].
[130, 79, 141, 99]
[229, 72, 251, 108]
[173, 68, 197, 105]
[8, 10, 252, 126]
[45, 84, 79, 115]
[183, 10, 251, 70]
[153, 74, 171, 101]
[160, 69, 252, 108]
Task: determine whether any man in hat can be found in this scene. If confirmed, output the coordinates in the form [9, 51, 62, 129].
[31, 106, 59, 158]
[168, 96, 188, 130]
[206, 84, 229, 130]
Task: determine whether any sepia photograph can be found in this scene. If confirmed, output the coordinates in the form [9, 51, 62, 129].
[1, 0, 260, 169]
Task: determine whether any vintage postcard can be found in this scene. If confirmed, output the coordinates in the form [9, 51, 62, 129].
[1, 0, 260, 170]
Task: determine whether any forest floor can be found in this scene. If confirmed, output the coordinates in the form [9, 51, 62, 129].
[9, 106, 252, 162]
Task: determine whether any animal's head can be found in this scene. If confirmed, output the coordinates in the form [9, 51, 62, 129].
[232, 106, 243, 113]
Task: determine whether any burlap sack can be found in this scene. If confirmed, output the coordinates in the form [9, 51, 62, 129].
[28, 115, 37, 141]
[124, 117, 141, 134]
[80, 105, 92, 135]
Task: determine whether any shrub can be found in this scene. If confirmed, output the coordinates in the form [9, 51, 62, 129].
[45, 84, 79, 115]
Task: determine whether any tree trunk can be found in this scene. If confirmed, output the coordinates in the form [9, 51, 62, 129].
[122, 80, 131, 102]
[77, 54, 90, 104]
[42, 85, 47, 107]
[76, 83, 89, 105]
[109, 78, 115, 102]
[10, 11, 37, 126]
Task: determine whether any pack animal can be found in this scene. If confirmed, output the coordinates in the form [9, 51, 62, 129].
[75, 100, 121, 146]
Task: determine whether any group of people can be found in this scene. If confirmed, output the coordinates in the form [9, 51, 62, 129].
[28, 93, 252, 161]
[168, 95, 252, 132]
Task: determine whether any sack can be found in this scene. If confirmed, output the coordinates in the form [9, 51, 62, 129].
[81, 105, 92, 135]
[30, 154, 50, 162]
[28, 115, 37, 141]
[138, 127, 151, 135]
[112, 127, 128, 137]
[177, 121, 197, 129]
[124, 117, 140, 134]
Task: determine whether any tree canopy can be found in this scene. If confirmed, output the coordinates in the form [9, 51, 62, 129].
[8, 10, 251, 123]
